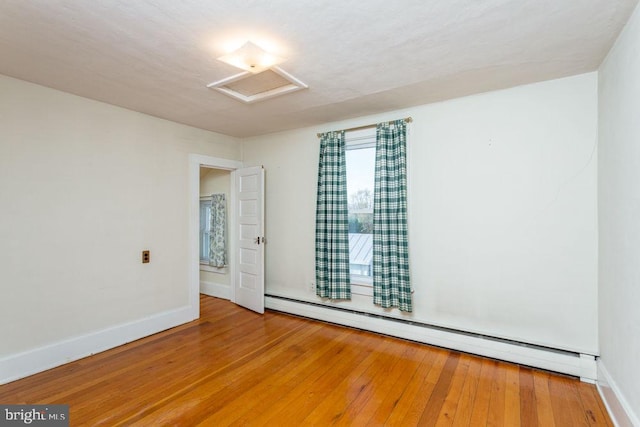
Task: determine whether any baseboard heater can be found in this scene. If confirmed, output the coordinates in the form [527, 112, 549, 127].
[265, 294, 597, 381]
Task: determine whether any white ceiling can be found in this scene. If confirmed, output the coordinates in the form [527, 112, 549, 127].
[0, 0, 637, 138]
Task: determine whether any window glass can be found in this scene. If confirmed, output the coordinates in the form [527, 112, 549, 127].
[346, 134, 375, 280]
[199, 199, 211, 262]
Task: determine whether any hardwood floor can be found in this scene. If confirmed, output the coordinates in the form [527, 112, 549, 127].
[0, 295, 612, 426]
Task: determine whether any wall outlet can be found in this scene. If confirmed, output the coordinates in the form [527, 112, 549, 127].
[142, 250, 150, 263]
[309, 281, 315, 292]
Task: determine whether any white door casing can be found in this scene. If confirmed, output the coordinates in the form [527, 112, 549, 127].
[189, 154, 243, 320]
[233, 166, 265, 314]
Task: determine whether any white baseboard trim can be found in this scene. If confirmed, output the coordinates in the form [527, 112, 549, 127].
[200, 281, 231, 300]
[0, 305, 196, 385]
[597, 361, 639, 427]
[265, 296, 597, 380]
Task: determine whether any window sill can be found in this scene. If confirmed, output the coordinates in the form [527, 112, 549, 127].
[200, 263, 228, 274]
[351, 281, 373, 297]
[351, 274, 372, 285]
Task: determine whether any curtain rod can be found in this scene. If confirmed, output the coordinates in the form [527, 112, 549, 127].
[316, 117, 413, 138]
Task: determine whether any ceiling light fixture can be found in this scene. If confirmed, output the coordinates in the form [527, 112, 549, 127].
[217, 41, 283, 74]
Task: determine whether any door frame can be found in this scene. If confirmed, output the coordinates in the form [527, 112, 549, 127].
[188, 154, 243, 320]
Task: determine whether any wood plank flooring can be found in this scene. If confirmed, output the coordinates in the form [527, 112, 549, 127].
[0, 295, 612, 426]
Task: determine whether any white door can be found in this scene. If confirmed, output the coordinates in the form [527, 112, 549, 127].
[234, 166, 265, 313]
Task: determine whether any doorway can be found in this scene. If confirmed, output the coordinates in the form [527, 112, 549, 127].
[199, 166, 232, 299]
[188, 154, 265, 318]
[188, 154, 243, 320]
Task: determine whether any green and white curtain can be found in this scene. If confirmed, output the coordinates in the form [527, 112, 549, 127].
[209, 193, 227, 268]
[315, 131, 351, 300]
[373, 120, 412, 311]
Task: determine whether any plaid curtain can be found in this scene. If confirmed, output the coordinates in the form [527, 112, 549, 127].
[315, 131, 351, 300]
[373, 120, 412, 311]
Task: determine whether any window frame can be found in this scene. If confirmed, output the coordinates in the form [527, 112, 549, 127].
[199, 196, 227, 274]
[199, 197, 212, 264]
[345, 129, 376, 291]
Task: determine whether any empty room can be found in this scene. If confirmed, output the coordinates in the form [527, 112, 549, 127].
[1, 1, 639, 425]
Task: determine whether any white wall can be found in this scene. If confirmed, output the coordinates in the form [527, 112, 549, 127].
[598, 1, 640, 424]
[243, 72, 598, 354]
[0, 75, 240, 361]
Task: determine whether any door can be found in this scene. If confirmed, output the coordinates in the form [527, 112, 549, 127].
[234, 166, 265, 313]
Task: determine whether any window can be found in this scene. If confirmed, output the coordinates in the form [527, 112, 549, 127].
[199, 198, 211, 263]
[345, 130, 376, 284]
[316, 119, 411, 310]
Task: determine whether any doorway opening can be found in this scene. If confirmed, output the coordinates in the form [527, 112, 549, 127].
[188, 154, 265, 318]
[199, 166, 232, 300]
[188, 154, 242, 320]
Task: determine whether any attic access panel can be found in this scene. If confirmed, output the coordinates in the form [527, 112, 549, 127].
[207, 66, 307, 104]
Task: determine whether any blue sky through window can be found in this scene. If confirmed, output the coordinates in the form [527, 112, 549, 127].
[346, 146, 375, 208]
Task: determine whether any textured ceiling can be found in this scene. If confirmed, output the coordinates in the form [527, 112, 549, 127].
[0, 0, 637, 137]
